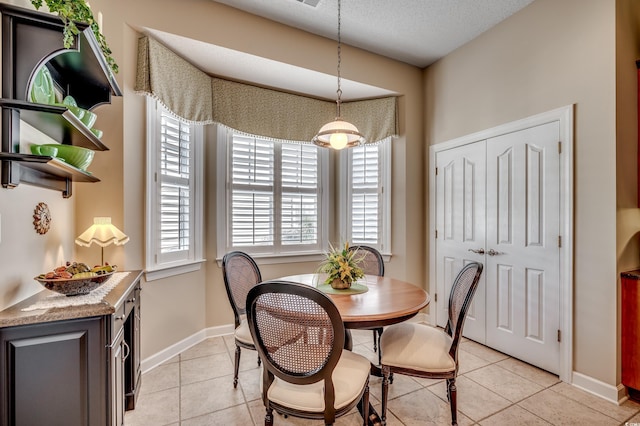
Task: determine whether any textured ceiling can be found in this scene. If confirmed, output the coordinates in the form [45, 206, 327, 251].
[211, 0, 536, 68]
[145, 0, 535, 100]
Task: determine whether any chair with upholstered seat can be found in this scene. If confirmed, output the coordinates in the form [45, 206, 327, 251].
[348, 245, 385, 359]
[246, 280, 371, 426]
[379, 262, 483, 426]
[222, 251, 263, 388]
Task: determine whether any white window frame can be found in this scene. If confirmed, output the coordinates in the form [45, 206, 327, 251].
[339, 138, 392, 256]
[145, 98, 205, 280]
[216, 126, 329, 263]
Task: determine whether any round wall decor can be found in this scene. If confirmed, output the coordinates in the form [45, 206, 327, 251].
[33, 202, 51, 234]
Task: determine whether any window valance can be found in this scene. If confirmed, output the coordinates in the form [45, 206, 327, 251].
[135, 35, 398, 144]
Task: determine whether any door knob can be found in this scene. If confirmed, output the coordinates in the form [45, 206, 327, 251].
[487, 249, 501, 256]
[468, 248, 485, 255]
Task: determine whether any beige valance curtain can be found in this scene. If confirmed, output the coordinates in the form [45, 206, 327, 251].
[135, 36, 398, 143]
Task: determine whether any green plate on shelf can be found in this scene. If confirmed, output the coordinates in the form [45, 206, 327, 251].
[29, 65, 56, 105]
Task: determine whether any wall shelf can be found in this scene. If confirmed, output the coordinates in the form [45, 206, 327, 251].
[0, 4, 121, 197]
[0, 99, 108, 150]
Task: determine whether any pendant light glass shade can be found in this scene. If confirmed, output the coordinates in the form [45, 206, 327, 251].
[313, 118, 364, 149]
[313, 0, 365, 150]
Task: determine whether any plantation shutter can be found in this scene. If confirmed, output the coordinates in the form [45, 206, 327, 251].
[230, 135, 275, 246]
[351, 144, 380, 244]
[281, 143, 319, 245]
[228, 134, 322, 251]
[159, 110, 193, 260]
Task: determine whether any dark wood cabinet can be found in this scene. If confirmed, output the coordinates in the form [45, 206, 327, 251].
[622, 270, 640, 401]
[0, 317, 107, 426]
[0, 271, 142, 426]
[0, 4, 122, 198]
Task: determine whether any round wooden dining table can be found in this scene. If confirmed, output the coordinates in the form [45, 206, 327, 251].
[276, 273, 429, 426]
[276, 273, 430, 348]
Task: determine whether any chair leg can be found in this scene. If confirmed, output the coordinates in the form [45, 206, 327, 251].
[381, 366, 391, 425]
[377, 328, 383, 365]
[265, 407, 274, 426]
[361, 383, 370, 426]
[373, 329, 378, 352]
[447, 378, 458, 426]
[233, 345, 241, 388]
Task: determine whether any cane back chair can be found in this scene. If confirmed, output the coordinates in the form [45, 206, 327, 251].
[246, 280, 371, 425]
[222, 251, 263, 388]
[379, 261, 484, 425]
[348, 245, 385, 359]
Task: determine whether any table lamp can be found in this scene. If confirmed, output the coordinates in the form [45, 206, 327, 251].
[75, 217, 129, 265]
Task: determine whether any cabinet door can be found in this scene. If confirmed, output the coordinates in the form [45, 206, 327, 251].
[125, 285, 141, 410]
[622, 274, 640, 393]
[110, 327, 126, 426]
[0, 318, 106, 426]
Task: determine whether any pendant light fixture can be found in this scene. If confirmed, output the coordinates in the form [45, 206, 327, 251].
[312, 0, 365, 150]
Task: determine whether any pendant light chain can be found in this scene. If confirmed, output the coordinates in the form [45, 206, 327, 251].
[336, 0, 342, 118]
[312, 0, 365, 149]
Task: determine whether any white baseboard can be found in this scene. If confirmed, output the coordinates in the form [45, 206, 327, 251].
[571, 371, 625, 404]
[141, 324, 234, 373]
[141, 315, 432, 374]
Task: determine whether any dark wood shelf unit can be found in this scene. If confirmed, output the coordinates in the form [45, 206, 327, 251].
[0, 152, 99, 198]
[0, 3, 121, 197]
[0, 99, 109, 150]
[0, 3, 121, 107]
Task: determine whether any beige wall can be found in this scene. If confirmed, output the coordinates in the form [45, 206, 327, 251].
[82, 0, 424, 358]
[424, 0, 617, 386]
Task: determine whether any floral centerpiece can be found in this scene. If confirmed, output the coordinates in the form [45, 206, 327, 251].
[318, 241, 365, 289]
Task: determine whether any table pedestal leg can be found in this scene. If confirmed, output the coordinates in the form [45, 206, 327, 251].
[345, 329, 353, 350]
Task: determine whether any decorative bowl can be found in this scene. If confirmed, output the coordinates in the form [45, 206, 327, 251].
[34, 271, 114, 296]
[30, 144, 58, 157]
[90, 128, 103, 139]
[53, 102, 85, 120]
[43, 144, 94, 170]
[79, 109, 97, 128]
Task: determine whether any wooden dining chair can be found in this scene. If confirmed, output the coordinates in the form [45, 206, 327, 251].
[246, 280, 371, 426]
[348, 245, 385, 359]
[379, 262, 483, 426]
[221, 251, 263, 388]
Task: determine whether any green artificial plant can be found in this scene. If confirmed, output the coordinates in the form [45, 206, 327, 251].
[317, 241, 365, 287]
[30, 0, 118, 73]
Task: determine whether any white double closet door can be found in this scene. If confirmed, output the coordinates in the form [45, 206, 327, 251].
[435, 121, 561, 374]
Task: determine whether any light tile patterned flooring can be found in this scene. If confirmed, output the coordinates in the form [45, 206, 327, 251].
[125, 328, 640, 425]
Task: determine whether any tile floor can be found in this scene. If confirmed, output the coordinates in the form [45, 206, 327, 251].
[124, 328, 640, 425]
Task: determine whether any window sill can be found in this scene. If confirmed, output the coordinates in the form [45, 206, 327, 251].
[215, 251, 392, 267]
[145, 259, 206, 281]
[216, 252, 327, 267]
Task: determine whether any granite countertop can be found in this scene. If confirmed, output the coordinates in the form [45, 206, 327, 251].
[0, 270, 143, 328]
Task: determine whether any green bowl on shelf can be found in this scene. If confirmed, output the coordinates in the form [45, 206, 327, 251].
[30, 144, 58, 157]
[53, 103, 85, 120]
[90, 128, 103, 139]
[42, 144, 94, 170]
[80, 109, 97, 128]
